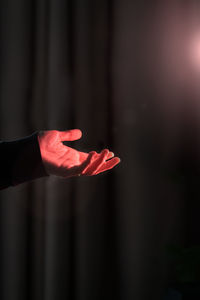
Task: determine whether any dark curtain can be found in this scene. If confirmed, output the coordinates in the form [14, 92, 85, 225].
[1, 1, 200, 299]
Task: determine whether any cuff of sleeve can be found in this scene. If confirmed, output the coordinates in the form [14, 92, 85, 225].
[10, 131, 49, 186]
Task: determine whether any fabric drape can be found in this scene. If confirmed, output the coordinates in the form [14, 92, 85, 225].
[1, 1, 199, 300]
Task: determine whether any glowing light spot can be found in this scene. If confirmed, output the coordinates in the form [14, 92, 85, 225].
[189, 34, 200, 71]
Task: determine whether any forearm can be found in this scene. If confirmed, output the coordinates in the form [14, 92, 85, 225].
[0, 132, 49, 190]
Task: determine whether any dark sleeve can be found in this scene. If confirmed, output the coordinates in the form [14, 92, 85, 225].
[0, 131, 49, 190]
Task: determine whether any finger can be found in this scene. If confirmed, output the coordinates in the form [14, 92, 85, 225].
[107, 152, 114, 160]
[64, 151, 96, 177]
[59, 129, 82, 141]
[79, 151, 97, 174]
[93, 151, 114, 161]
[78, 151, 98, 166]
[94, 157, 121, 175]
[78, 151, 113, 163]
[87, 151, 113, 165]
[83, 149, 109, 176]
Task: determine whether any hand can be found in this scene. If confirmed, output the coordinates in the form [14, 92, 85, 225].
[38, 129, 120, 178]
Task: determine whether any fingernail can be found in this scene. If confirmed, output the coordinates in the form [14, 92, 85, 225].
[110, 152, 114, 157]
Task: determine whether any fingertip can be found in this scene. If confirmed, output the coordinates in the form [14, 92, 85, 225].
[102, 149, 109, 156]
[109, 152, 114, 157]
[114, 157, 121, 165]
[74, 129, 82, 139]
[59, 128, 83, 141]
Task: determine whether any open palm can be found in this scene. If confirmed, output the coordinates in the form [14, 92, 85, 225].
[38, 129, 120, 178]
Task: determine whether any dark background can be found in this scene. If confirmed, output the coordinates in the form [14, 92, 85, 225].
[1, 0, 200, 299]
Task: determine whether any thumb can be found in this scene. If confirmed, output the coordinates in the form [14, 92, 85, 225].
[59, 129, 82, 141]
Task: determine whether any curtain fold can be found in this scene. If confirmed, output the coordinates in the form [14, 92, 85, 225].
[0, 1, 196, 299]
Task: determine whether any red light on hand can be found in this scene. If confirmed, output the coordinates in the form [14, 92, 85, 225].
[38, 129, 120, 178]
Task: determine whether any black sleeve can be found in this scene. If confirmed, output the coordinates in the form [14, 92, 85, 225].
[0, 131, 49, 190]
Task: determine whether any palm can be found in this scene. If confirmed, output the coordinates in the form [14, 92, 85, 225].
[38, 129, 120, 178]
